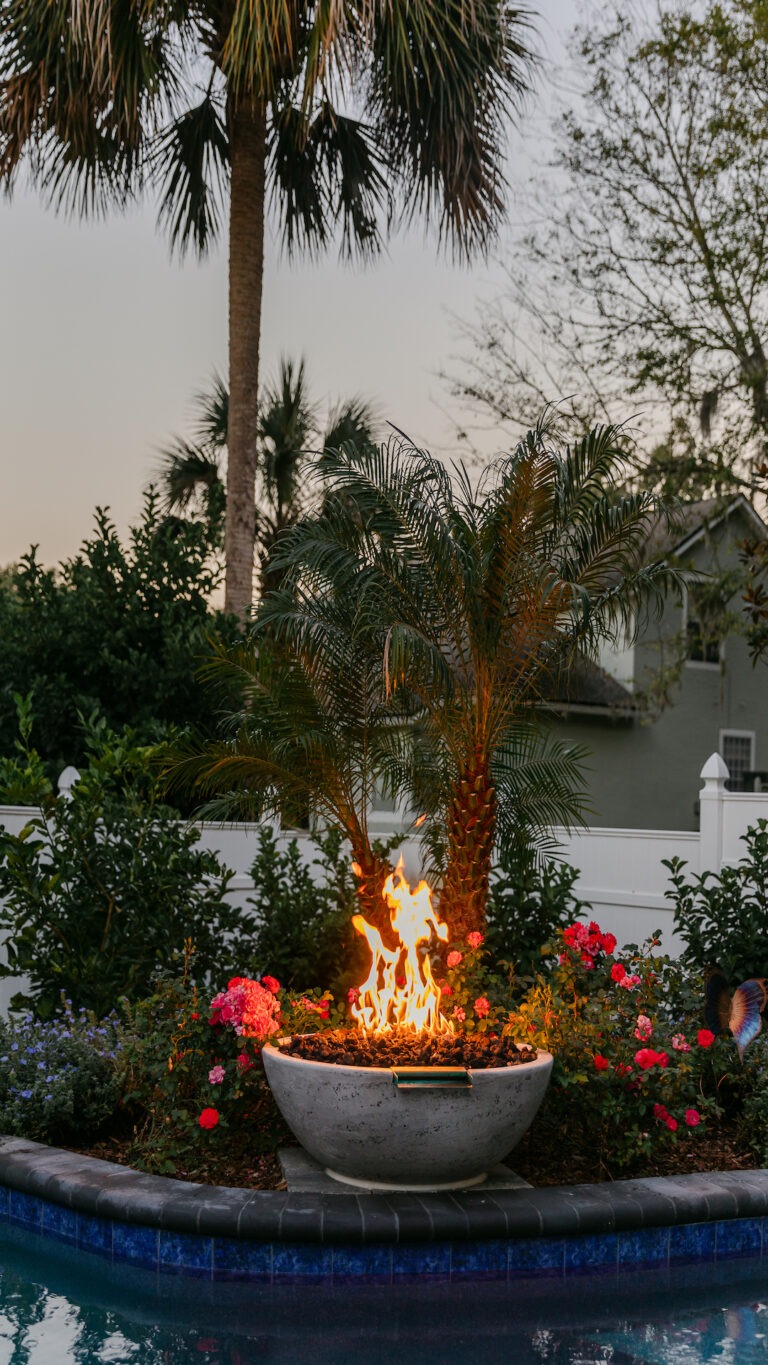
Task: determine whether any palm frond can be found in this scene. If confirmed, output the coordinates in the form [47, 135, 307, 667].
[153, 94, 229, 256]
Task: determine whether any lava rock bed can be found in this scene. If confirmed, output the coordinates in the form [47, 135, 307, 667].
[277, 1028, 538, 1069]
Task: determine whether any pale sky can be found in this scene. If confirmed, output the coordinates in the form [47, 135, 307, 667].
[0, 1, 573, 570]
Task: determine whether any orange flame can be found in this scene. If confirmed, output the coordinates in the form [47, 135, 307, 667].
[351, 858, 452, 1035]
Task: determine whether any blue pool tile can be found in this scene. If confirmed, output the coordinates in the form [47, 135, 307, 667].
[8, 1191, 42, 1231]
[42, 1202, 78, 1245]
[77, 1214, 113, 1260]
[112, 1222, 159, 1270]
[565, 1233, 618, 1275]
[392, 1243, 451, 1283]
[0, 1186, 9, 1221]
[451, 1239, 508, 1281]
[619, 1228, 669, 1270]
[717, 1218, 763, 1260]
[272, 1242, 332, 1284]
[159, 1231, 213, 1278]
[332, 1244, 393, 1284]
[668, 1221, 716, 1264]
[508, 1237, 564, 1278]
[213, 1238, 273, 1283]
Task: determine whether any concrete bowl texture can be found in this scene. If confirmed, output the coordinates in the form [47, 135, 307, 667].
[262, 1043, 554, 1190]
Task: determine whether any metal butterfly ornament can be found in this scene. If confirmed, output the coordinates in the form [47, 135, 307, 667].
[705, 967, 768, 1062]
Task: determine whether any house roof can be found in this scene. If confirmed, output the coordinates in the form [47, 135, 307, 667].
[646, 493, 768, 562]
[539, 654, 636, 718]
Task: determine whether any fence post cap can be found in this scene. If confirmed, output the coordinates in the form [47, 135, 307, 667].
[57, 766, 80, 798]
[700, 752, 729, 785]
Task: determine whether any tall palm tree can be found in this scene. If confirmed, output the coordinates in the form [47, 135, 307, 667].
[266, 420, 682, 938]
[157, 357, 377, 594]
[0, 0, 537, 618]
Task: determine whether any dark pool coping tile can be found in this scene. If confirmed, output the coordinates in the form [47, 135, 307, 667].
[4, 1137, 768, 1256]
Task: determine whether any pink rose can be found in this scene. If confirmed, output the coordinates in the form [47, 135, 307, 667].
[466, 932, 484, 949]
[474, 996, 491, 1018]
[685, 1108, 701, 1127]
[452, 1006, 466, 1022]
[672, 1034, 690, 1052]
[208, 1065, 225, 1084]
[447, 951, 463, 968]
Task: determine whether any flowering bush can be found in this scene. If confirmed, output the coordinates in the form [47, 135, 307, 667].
[437, 932, 514, 1033]
[510, 920, 721, 1169]
[0, 1002, 122, 1143]
[120, 947, 344, 1174]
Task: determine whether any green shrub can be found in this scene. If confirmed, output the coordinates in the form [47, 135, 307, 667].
[0, 724, 248, 1017]
[0, 693, 54, 808]
[0, 1004, 122, 1143]
[665, 821, 768, 984]
[246, 827, 359, 988]
[0, 492, 239, 776]
[484, 843, 588, 978]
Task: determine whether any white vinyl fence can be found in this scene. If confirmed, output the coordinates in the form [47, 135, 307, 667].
[0, 752, 765, 1012]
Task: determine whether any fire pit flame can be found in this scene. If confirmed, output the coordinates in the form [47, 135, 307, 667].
[350, 858, 453, 1036]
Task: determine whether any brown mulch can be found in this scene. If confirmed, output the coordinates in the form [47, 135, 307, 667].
[279, 1027, 537, 1069]
[513, 1118, 755, 1187]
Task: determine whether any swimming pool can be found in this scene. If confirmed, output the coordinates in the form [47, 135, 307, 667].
[2, 1220, 768, 1364]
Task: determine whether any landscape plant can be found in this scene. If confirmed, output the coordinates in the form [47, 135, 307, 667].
[261, 422, 680, 937]
[0, 493, 237, 775]
[514, 920, 722, 1171]
[0, 724, 244, 1017]
[484, 842, 588, 980]
[0, 1002, 122, 1144]
[666, 821, 768, 985]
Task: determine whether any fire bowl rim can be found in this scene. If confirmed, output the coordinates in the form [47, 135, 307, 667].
[263, 1039, 552, 1077]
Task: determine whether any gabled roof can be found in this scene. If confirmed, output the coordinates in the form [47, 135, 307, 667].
[648, 493, 768, 562]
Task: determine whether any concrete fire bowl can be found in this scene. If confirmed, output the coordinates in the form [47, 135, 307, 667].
[262, 1043, 553, 1191]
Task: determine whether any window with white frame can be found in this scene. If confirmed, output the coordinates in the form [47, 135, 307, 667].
[720, 730, 755, 791]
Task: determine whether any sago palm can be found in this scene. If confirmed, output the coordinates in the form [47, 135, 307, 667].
[267, 420, 682, 938]
[0, 0, 536, 617]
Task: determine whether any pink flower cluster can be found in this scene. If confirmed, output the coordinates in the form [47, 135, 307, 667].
[562, 921, 617, 968]
[612, 962, 642, 990]
[209, 976, 282, 1041]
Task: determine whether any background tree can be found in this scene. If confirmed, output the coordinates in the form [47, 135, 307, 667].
[0, 493, 237, 774]
[452, 1, 768, 499]
[259, 421, 679, 939]
[157, 359, 377, 595]
[1, 0, 537, 618]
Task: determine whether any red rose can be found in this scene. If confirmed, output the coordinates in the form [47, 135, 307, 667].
[665, 1116, 678, 1132]
[593, 1054, 609, 1071]
[261, 976, 280, 995]
[685, 1108, 701, 1127]
[697, 1029, 716, 1048]
[656, 1051, 669, 1069]
[198, 1107, 219, 1130]
[653, 1103, 668, 1120]
[610, 963, 627, 982]
[190, 1012, 200, 1021]
[601, 932, 617, 954]
[634, 1048, 658, 1070]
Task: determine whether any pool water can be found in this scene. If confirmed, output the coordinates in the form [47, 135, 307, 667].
[1, 1225, 768, 1363]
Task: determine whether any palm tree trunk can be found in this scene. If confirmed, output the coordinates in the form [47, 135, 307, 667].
[225, 98, 267, 619]
[439, 749, 497, 942]
[351, 843, 394, 938]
